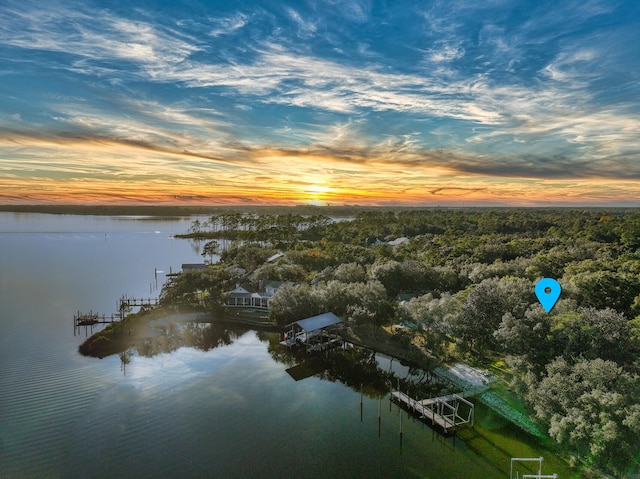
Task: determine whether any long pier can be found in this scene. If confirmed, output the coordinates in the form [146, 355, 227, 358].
[74, 312, 119, 325]
[391, 390, 475, 433]
[73, 295, 159, 337]
[71, 270, 163, 339]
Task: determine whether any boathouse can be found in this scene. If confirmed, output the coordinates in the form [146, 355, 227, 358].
[281, 312, 343, 351]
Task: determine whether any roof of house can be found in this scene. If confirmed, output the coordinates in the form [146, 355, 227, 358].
[228, 283, 258, 294]
[266, 252, 285, 263]
[388, 237, 409, 246]
[397, 293, 417, 302]
[287, 312, 343, 332]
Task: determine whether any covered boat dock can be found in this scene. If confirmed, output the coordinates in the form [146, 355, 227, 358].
[281, 312, 344, 352]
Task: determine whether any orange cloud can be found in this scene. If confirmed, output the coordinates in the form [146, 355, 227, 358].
[2, 135, 640, 206]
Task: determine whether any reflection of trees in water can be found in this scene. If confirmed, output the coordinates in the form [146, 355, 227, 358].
[135, 322, 249, 357]
[187, 237, 236, 258]
[267, 343, 448, 399]
[187, 238, 202, 256]
[317, 348, 394, 395]
[265, 334, 299, 367]
[119, 349, 132, 375]
[126, 322, 450, 401]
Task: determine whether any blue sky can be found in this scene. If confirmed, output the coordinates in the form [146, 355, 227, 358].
[1, 0, 639, 205]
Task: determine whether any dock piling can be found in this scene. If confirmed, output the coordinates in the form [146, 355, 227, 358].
[378, 395, 381, 438]
[399, 403, 403, 455]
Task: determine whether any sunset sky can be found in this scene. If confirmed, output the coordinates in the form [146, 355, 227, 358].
[1, 0, 639, 206]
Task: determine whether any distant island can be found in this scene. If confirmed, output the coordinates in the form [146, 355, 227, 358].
[76, 207, 640, 478]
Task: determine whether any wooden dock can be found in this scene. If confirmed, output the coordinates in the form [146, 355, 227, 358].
[280, 332, 344, 352]
[391, 390, 474, 433]
[74, 295, 158, 337]
[118, 296, 159, 308]
[74, 311, 121, 325]
[73, 311, 121, 336]
[306, 336, 343, 352]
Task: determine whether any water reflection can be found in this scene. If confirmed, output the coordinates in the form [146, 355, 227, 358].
[136, 321, 241, 357]
[105, 322, 570, 479]
[100, 325, 574, 479]
[119, 349, 132, 376]
[187, 237, 202, 256]
[265, 333, 450, 399]
[186, 237, 236, 257]
[115, 319, 451, 401]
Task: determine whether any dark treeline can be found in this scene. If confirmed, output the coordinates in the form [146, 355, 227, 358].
[0, 203, 369, 217]
[179, 212, 333, 241]
[183, 207, 640, 246]
[164, 208, 640, 477]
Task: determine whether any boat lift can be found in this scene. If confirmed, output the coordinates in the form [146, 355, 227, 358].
[510, 457, 557, 479]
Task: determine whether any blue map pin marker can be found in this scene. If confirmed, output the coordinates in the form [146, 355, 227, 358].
[535, 278, 561, 313]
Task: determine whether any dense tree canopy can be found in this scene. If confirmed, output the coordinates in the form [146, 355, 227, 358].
[168, 208, 640, 477]
[527, 358, 640, 476]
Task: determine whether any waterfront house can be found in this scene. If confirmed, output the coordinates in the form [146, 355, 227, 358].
[261, 279, 284, 297]
[224, 280, 286, 309]
[225, 283, 256, 307]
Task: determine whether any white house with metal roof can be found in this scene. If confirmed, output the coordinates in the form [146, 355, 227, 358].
[224, 280, 286, 309]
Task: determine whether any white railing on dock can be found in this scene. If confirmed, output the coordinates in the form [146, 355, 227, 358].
[391, 390, 474, 432]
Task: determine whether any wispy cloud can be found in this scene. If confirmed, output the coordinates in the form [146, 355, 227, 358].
[0, 0, 638, 205]
[208, 12, 249, 37]
[286, 7, 317, 37]
[0, 3, 199, 68]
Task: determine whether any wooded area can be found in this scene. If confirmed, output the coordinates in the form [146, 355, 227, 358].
[164, 208, 640, 478]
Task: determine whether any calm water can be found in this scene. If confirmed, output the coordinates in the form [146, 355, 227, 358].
[0, 213, 577, 479]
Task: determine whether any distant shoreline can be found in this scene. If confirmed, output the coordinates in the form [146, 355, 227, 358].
[0, 204, 383, 217]
[1, 204, 637, 217]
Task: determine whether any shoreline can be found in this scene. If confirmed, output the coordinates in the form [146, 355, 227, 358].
[80, 305, 473, 381]
[3, 204, 636, 218]
[78, 306, 280, 358]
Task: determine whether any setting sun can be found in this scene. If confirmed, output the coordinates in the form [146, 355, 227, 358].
[302, 183, 332, 205]
[1, 0, 639, 206]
